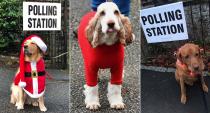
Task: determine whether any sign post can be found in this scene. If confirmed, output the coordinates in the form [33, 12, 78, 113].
[140, 2, 188, 43]
[23, 2, 61, 31]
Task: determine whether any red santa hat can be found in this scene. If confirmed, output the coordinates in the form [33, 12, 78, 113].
[17, 34, 47, 88]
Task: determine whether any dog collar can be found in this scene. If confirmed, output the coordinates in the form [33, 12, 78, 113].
[177, 59, 198, 77]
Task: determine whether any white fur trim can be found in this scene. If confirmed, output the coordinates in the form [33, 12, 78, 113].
[107, 83, 125, 108]
[83, 84, 101, 109]
[31, 36, 47, 53]
[23, 88, 45, 98]
[30, 62, 38, 95]
[18, 81, 26, 88]
[22, 61, 45, 98]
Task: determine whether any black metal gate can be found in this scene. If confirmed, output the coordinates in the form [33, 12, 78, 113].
[21, 0, 69, 69]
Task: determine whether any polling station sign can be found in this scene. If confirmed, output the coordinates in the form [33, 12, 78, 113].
[140, 2, 188, 43]
[23, 2, 61, 31]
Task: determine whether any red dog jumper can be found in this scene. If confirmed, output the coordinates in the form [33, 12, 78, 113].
[78, 11, 124, 86]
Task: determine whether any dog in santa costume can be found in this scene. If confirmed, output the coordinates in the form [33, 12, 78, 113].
[10, 34, 47, 112]
[78, 2, 134, 110]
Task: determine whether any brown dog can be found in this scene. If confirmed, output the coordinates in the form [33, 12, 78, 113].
[175, 43, 208, 104]
[10, 36, 47, 112]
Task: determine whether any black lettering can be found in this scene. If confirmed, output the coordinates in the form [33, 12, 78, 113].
[164, 12, 168, 22]
[28, 18, 32, 28]
[170, 25, 177, 34]
[37, 18, 41, 28]
[148, 15, 154, 24]
[159, 13, 165, 23]
[28, 5, 33, 15]
[150, 27, 156, 36]
[153, 14, 160, 24]
[33, 5, 37, 15]
[47, 6, 52, 15]
[146, 28, 152, 37]
[166, 26, 171, 34]
[42, 18, 45, 28]
[168, 11, 175, 21]
[53, 6, 57, 16]
[32, 18, 36, 28]
[38, 5, 41, 15]
[48, 18, 52, 28]
[52, 19, 57, 28]
[41, 6, 45, 15]
[161, 26, 167, 34]
[175, 9, 182, 20]
[141, 16, 147, 25]
[156, 27, 163, 35]
[177, 24, 184, 33]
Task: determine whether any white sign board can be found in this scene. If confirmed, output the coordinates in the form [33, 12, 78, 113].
[23, 2, 61, 31]
[140, 2, 188, 43]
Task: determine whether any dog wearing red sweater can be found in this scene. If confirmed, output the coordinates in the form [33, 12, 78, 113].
[78, 2, 135, 110]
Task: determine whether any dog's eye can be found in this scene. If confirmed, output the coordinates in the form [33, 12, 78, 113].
[100, 11, 105, 16]
[114, 10, 119, 15]
[185, 55, 189, 59]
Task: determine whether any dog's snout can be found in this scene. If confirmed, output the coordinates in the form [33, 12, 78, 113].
[194, 65, 199, 71]
[108, 22, 115, 28]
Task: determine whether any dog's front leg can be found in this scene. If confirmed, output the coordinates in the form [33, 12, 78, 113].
[200, 75, 208, 93]
[107, 83, 125, 109]
[38, 96, 47, 112]
[16, 87, 24, 110]
[83, 84, 100, 110]
[180, 78, 187, 104]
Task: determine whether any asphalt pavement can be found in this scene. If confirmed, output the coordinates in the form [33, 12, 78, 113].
[142, 69, 210, 113]
[0, 67, 69, 113]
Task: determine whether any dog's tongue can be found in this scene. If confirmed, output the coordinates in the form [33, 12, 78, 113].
[107, 28, 114, 33]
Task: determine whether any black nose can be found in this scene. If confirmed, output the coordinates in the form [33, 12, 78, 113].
[194, 66, 199, 71]
[108, 22, 115, 28]
[24, 45, 28, 49]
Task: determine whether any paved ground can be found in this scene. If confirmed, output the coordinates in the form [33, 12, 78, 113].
[69, 0, 140, 113]
[0, 67, 69, 113]
[142, 69, 210, 113]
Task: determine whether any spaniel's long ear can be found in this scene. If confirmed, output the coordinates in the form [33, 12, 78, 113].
[85, 14, 100, 48]
[118, 15, 135, 45]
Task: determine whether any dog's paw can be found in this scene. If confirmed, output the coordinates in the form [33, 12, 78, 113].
[181, 95, 187, 104]
[85, 102, 101, 110]
[17, 104, 24, 110]
[40, 106, 47, 112]
[32, 101, 39, 107]
[84, 85, 100, 110]
[110, 102, 125, 109]
[202, 84, 208, 93]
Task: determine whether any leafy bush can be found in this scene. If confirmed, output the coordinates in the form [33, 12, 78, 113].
[0, 0, 23, 49]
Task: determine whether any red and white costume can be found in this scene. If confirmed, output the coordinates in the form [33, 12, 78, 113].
[78, 12, 124, 86]
[13, 35, 47, 98]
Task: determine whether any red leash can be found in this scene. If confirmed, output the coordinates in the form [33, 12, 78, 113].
[45, 71, 53, 80]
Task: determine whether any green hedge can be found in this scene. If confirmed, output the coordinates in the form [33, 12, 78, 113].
[0, 0, 23, 49]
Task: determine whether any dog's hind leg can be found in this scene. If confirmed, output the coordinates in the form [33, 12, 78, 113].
[10, 93, 16, 104]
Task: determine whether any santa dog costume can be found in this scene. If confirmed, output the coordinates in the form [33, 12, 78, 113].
[11, 35, 47, 111]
